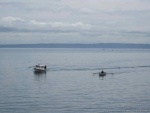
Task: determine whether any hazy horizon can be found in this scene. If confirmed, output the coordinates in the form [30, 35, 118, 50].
[1, 43, 150, 49]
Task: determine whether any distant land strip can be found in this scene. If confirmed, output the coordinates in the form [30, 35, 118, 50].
[0, 43, 150, 49]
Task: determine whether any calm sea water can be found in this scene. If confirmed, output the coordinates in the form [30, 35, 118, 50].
[0, 48, 150, 113]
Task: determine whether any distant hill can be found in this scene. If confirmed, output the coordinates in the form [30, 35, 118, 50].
[0, 43, 150, 49]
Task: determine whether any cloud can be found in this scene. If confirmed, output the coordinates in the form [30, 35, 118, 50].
[63, 0, 150, 11]
[0, 16, 91, 32]
[50, 21, 91, 30]
[0, 0, 150, 44]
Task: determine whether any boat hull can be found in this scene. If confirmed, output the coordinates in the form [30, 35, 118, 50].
[34, 68, 46, 72]
[99, 72, 106, 76]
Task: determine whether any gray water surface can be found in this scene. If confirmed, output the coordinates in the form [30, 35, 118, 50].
[0, 48, 150, 113]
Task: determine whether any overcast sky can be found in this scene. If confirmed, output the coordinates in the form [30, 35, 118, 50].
[0, 0, 150, 44]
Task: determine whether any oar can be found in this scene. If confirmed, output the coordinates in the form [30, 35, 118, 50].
[93, 72, 99, 74]
[106, 72, 114, 75]
[93, 72, 114, 75]
[28, 66, 34, 68]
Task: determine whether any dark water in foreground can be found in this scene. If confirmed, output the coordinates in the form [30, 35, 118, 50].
[0, 48, 150, 113]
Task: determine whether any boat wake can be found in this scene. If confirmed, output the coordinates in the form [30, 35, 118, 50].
[46, 65, 150, 72]
[47, 67, 100, 71]
[100, 65, 150, 70]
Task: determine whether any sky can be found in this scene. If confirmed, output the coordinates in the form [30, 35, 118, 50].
[0, 0, 150, 44]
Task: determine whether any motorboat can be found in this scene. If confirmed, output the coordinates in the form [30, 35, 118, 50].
[99, 71, 106, 76]
[34, 64, 47, 72]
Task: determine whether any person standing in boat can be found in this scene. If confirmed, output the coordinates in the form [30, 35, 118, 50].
[44, 65, 47, 70]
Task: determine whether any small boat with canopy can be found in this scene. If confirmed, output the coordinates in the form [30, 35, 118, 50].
[34, 64, 47, 72]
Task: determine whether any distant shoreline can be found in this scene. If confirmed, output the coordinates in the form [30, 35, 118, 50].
[0, 43, 150, 49]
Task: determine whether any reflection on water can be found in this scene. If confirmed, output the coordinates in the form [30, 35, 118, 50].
[34, 71, 46, 76]
[34, 71, 46, 81]
[99, 75, 106, 78]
